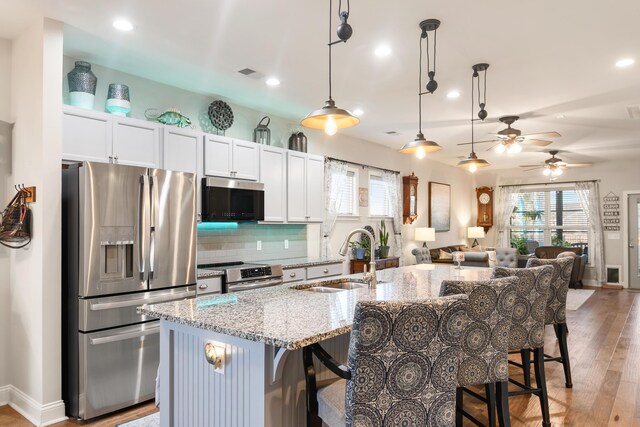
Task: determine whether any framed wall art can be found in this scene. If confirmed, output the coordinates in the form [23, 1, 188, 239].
[428, 181, 450, 232]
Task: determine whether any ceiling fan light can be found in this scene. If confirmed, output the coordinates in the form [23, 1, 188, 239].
[494, 143, 506, 154]
[552, 168, 563, 176]
[508, 142, 522, 154]
[543, 168, 551, 176]
[400, 133, 443, 156]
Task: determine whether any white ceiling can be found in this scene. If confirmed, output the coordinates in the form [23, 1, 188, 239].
[2, 0, 640, 170]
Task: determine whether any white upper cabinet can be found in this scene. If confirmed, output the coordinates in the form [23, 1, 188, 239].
[112, 117, 160, 168]
[163, 127, 202, 174]
[62, 107, 112, 163]
[259, 146, 287, 222]
[204, 135, 259, 181]
[287, 152, 324, 223]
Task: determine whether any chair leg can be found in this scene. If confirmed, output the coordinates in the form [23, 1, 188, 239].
[533, 347, 551, 427]
[485, 383, 497, 427]
[456, 387, 463, 427]
[496, 381, 511, 427]
[554, 323, 573, 388]
[520, 349, 532, 388]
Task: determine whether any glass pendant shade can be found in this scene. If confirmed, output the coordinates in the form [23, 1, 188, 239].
[400, 133, 443, 158]
[456, 152, 490, 173]
[301, 99, 359, 135]
[507, 142, 522, 154]
[494, 143, 506, 154]
[543, 168, 552, 176]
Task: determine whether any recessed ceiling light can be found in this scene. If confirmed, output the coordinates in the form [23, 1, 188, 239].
[374, 45, 392, 57]
[112, 19, 134, 32]
[446, 90, 461, 99]
[352, 108, 364, 116]
[557, 114, 566, 119]
[265, 77, 281, 86]
[616, 58, 635, 68]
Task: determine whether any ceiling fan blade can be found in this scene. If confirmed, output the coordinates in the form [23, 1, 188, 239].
[486, 143, 503, 152]
[520, 131, 561, 139]
[523, 167, 543, 172]
[456, 140, 497, 146]
[565, 163, 592, 168]
[520, 139, 553, 146]
[520, 165, 543, 168]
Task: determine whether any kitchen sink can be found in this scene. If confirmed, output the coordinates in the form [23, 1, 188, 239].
[296, 280, 368, 293]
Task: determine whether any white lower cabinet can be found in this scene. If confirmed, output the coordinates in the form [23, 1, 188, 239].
[283, 262, 343, 283]
[259, 146, 287, 222]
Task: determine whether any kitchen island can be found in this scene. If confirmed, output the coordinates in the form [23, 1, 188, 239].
[140, 264, 492, 427]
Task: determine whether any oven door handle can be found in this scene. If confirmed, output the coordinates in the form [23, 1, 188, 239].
[89, 290, 196, 311]
[228, 278, 283, 292]
[89, 324, 160, 346]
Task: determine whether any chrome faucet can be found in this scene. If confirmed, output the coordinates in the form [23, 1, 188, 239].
[339, 228, 377, 289]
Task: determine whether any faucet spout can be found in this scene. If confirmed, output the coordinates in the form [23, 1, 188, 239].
[339, 228, 378, 289]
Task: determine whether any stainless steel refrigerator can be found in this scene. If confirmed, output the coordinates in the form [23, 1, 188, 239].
[62, 161, 197, 420]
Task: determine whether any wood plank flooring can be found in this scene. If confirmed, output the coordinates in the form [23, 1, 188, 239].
[0, 288, 637, 426]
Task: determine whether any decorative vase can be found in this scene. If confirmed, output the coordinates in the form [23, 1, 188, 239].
[353, 247, 366, 260]
[67, 61, 97, 109]
[106, 84, 131, 116]
[379, 245, 390, 259]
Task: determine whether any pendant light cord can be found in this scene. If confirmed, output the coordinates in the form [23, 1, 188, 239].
[418, 34, 423, 134]
[425, 29, 437, 77]
[471, 70, 475, 153]
[328, 0, 333, 101]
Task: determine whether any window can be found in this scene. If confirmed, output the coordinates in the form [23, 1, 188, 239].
[509, 189, 590, 260]
[335, 169, 358, 216]
[369, 174, 392, 217]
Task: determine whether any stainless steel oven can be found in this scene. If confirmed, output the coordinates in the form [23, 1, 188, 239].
[198, 262, 284, 293]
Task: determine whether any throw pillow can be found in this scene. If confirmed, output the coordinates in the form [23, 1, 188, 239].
[557, 251, 577, 259]
[439, 249, 453, 260]
[486, 250, 497, 267]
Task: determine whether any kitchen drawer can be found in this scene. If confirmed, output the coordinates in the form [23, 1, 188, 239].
[283, 267, 306, 283]
[197, 277, 222, 296]
[307, 262, 343, 280]
[385, 258, 400, 268]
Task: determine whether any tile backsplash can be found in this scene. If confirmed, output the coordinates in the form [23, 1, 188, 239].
[197, 223, 307, 264]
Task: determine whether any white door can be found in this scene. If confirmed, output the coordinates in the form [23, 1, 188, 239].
[232, 140, 259, 181]
[629, 194, 640, 289]
[112, 117, 160, 167]
[163, 128, 201, 174]
[62, 107, 112, 163]
[287, 152, 307, 222]
[204, 135, 233, 178]
[259, 146, 287, 222]
[306, 154, 324, 223]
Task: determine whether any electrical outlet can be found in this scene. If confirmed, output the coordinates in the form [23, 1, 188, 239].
[257, 240, 262, 251]
[284, 239, 289, 249]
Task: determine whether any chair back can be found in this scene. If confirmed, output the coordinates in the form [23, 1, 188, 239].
[345, 295, 468, 427]
[495, 248, 518, 268]
[439, 277, 518, 386]
[491, 265, 554, 351]
[411, 247, 432, 264]
[526, 257, 574, 325]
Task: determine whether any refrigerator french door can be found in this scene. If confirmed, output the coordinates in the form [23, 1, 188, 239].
[62, 161, 197, 420]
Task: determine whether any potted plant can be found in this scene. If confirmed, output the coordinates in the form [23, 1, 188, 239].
[378, 220, 390, 259]
[350, 241, 366, 260]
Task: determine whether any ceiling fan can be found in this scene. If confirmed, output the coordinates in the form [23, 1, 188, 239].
[520, 150, 592, 179]
[457, 115, 561, 154]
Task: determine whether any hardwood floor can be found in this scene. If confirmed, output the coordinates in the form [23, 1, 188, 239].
[1, 288, 637, 426]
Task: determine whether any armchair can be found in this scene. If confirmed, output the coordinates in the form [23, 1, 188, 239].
[534, 246, 586, 288]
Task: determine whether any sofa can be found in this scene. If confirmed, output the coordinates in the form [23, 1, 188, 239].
[426, 244, 489, 267]
[534, 246, 586, 288]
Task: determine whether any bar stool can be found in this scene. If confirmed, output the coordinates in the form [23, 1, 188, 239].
[303, 295, 469, 427]
[439, 277, 519, 427]
[492, 265, 554, 427]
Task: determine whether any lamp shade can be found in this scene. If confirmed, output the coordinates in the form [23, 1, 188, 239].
[467, 226, 485, 239]
[415, 227, 436, 242]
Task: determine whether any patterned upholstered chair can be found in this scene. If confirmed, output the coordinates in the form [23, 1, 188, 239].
[522, 257, 574, 388]
[302, 295, 469, 427]
[491, 265, 554, 427]
[411, 247, 432, 264]
[440, 277, 519, 427]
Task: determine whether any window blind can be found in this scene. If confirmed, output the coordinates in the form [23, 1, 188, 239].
[369, 175, 391, 217]
[335, 171, 356, 215]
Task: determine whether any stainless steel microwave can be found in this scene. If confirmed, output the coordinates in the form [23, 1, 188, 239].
[201, 177, 265, 222]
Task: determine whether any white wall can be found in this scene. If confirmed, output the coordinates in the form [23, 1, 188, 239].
[475, 158, 640, 286]
[0, 37, 12, 392]
[5, 18, 65, 423]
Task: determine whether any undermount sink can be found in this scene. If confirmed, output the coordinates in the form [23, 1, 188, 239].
[297, 280, 368, 293]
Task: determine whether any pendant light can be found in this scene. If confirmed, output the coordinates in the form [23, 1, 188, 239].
[301, 0, 359, 136]
[400, 19, 443, 158]
[457, 63, 490, 173]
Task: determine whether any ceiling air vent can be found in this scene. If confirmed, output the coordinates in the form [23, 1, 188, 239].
[385, 131, 399, 135]
[626, 105, 640, 120]
[238, 68, 256, 76]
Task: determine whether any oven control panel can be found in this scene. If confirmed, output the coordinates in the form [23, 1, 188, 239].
[241, 267, 273, 279]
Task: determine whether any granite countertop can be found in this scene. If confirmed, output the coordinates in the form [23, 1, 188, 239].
[140, 264, 492, 350]
[257, 257, 345, 269]
[197, 269, 224, 279]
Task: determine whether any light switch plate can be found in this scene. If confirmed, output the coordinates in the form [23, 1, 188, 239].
[257, 240, 262, 250]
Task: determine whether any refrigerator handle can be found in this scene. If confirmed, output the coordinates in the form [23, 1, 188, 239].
[149, 175, 158, 280]
[138, 175, 150, 282]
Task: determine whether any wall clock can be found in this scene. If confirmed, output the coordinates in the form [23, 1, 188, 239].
[402, 173, 418, 224]
[476, 186, 493, 231]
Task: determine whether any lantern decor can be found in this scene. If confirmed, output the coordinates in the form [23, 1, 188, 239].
[253, 116, 271, 145]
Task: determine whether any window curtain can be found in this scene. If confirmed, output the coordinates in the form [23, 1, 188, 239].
[322, 159, 348, 258]
[575, 181, 605, 283]
[381, 171, 403, 265]
[495, 185, 521, 248]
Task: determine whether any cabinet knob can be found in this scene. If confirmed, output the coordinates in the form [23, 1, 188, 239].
[114, 156, 119, 163]
[323, 268, 329, 274]
[289, 272, 296, 278]
[199, 284, 208, 289]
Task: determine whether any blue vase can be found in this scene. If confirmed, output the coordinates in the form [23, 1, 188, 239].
[106, 84, 131, 116]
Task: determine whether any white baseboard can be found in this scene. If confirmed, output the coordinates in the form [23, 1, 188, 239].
[1, 385, 66, 426]
[583, 279, 599, 287]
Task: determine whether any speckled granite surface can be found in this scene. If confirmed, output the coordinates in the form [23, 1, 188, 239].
[197, 269, 224, 279]
[139, 265, 492, 350]
[257, 257, 344, 269]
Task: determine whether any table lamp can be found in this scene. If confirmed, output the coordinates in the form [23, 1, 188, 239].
[415, 227, 435, 248]
[467, 226, 485, 247]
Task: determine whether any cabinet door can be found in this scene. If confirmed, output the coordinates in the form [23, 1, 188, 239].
[306, 154, 324, 222]
[287, 152, 307, 222]
[204, 135, 233, 178]
[112, 117, 160, 167]
[259, 146, 286, 222]
[232, 140, 259, 181]
[163, 128, 201, 174]
[62, 107, 112, 163]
